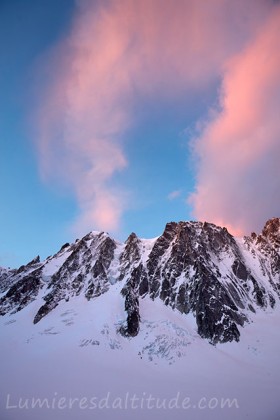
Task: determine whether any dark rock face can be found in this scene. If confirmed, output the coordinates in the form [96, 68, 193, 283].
[33, 232, 117, 324]
[244, 217, 280, 293]
[0, 267, 16, 293]
[120, 288, 140, 337]
[1, 218, 280, 344]
[0, 271, 42, 316]
[119, 233, 141, 280]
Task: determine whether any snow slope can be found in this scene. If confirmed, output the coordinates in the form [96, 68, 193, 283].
[0, 287, 280, 420]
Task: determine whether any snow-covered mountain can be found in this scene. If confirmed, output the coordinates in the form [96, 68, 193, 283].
[1, 218, 280, 420]
[1, 218, 279, 344]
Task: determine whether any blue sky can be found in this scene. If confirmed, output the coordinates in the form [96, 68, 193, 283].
[0, 0, 77, 267]
[0, 0, 198, 267]
[1, 0, 279, 267]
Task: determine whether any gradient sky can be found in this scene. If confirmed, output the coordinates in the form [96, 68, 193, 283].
[1, 0, 280, 268]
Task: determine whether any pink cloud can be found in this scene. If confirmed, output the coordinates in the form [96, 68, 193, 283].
[32, 0, 275, 235]
[168, 190, 182, 201]
[190, 6, 280, 235]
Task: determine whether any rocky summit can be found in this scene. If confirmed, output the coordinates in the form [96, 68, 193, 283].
[0, 218, 279, 344]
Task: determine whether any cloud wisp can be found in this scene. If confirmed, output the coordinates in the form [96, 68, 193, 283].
[33, 0, 276, 235]
[190, 5, 280, 235]
[167, 190, 182, 201]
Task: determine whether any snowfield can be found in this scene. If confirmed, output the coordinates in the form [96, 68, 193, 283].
[1, 287, 280, 420]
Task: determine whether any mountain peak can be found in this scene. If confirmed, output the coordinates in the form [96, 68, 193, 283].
[0, 218, 279, 345]
[262, 217, 280, 240]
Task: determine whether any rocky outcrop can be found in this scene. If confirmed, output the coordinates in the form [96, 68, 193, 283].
[0, 269, 43, 316]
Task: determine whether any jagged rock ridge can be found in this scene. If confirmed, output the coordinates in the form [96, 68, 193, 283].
[0, 218, 279, 344]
